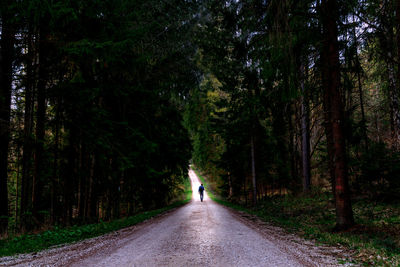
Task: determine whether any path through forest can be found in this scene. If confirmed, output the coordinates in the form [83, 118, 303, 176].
[1, 169, 352, 266]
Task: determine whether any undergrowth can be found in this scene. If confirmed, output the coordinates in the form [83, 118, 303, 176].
[250, 194, 400, 266]
[0, 176, 192, 257]
[193, 168, 400, 266]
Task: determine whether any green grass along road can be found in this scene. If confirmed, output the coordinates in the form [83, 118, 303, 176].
[0, 176, 192, 257]
[192, 168, 400, 266]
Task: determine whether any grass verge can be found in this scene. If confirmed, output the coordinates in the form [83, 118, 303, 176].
[0, 176, 192, 257]
[193, 168, 400, 266]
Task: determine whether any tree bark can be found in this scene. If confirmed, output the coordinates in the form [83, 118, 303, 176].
[51, 100, 61, 224]
[250, 135, 257, 205]
[0, 8, 15, 233]
[316, 0, 335, 197]
[288, 104, 298, 186]
[20, 25, 35, 232]
[78, 140, 86, 221]
[64, 117, 78, 226]
[380, 0, 400, 148]
[356, 59, 368, 151]
[396, 0, 400, 147]
[32, 22, 48, 226]
[387, 53, 400, 147]
[321, 0, 354, 230]
[227, 172, 233, 198]
[352, 15, 368, 152]
[300, 62, 311, 192]
[86, 155, 96, 221]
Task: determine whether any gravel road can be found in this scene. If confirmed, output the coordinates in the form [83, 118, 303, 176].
[1, 169, 353, 266]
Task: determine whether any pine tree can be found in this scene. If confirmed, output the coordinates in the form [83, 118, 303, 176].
[0, 1, 15, 233]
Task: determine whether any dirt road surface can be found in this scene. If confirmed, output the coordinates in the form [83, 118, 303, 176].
[1, 169, 353, 266]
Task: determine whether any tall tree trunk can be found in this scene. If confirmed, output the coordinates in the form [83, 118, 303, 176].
[0, 8, 15, 233]
[288, 104, 297, 185]
[387, 54, 399, 147]
[396, 0, 400, 146]
[32, 23, 48, 226]
[112, 173, 121, 220]
[317, 0, 336, 197]
[51, 100, 61, 224]
[356, 61, 368, 151]
[250, 135, 257, 205]
[15, 124, 22, 230]
[243, 177, 247, 206]
[15, 154, 19, 231]
[272, 104, 290, 192]
[352, 15, 369, 152]
[86, 155, 96, 222]
[20, 26, 35, 232]
[64, 118, 78, 226]
[300, 62, 311, 192]
[247, 71, 258, 206]
[321, 0, 354, 230]
[381, 0, 400, 148]
[227, 172, 233, 198]
[78, 140, 86, 221]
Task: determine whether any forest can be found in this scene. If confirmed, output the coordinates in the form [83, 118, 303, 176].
[1, 0, 400, 247]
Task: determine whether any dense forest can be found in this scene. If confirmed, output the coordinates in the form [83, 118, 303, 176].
[185, 0, 400, 231]
[1, 0, 400, 236]
[0, 0, 198, 234]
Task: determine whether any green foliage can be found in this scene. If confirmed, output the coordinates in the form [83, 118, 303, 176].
[184, 75, 227, 184]
[349, 141, 400, 200]
[185, 0, 322, 202]
[214, 192, 400, 266]
[2, 0, 200, 233]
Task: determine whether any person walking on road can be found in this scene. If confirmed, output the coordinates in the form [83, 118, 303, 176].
[198, 184, 205, 202]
